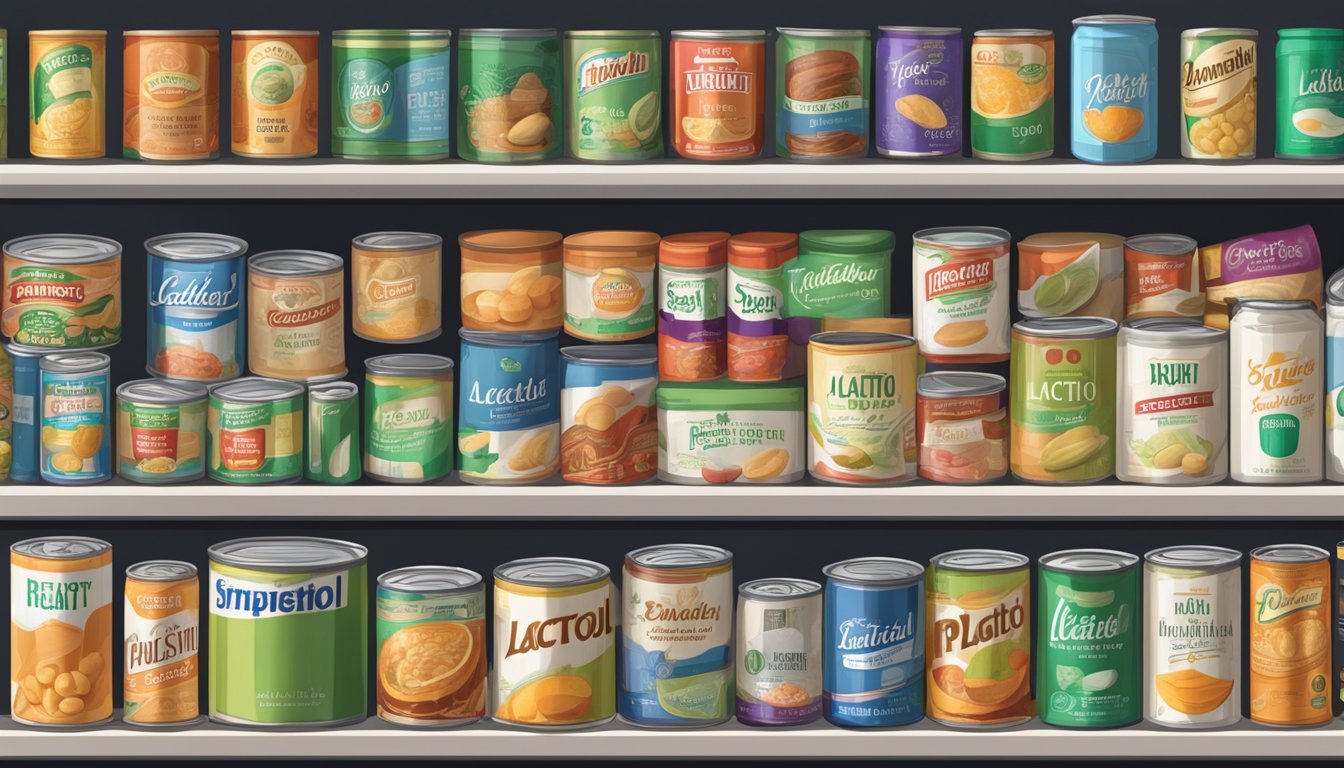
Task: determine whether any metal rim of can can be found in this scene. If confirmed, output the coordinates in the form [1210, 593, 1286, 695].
[912, 226, 1011, 249]
[29, 30, 108, 38]
[1249, 543, 1329, 564]
[1039, 548, 1139, 574]
[11, 536, 112, 559]
[1123, 233, 1197, 257]
[332, 29, 451, 39]
[559, 344, 658, 367]
[459, 230, 564, 252]
[671, 30, 766, 41]
[1278, 28, 1344, 39]
[800, 229, 897, 254]
[123, 30, 218, 37]
[564, 30, 659, 39]
[1228, 297, 1320, 318]
[1120, 318, 1227, 344]
[116, 378, 209, 405]
[973, 29, 1053, 39]
[146, 232, 248, 263]
[126, 559, 198, 581]
[1144, 545, 1242, 573]
[809, 331, 916, 349]
[776, 27, 870, 38]
[232, 30, 319, 38]
[39, 351, 111, 374]
[1012, 316, 1119, 340]
[494, 557, 610, 588]
[625, 543, 733, 570]
[823, 556, 924, 586]
[365, 353, 455, 378]
[878, 26, 962, 35]
[308, 381, 358, 402]
[738, 577, 822, 600]
[1329, 267, 1344, 305]
[377, 565, 483, 595]
[459, 328, 559, 346]
[930, 548, 1029, 573]
[1072, 15, 1156, 26]
[1182, 28, 1259, 39]
[351, 231, 443, 252]
[208, 536, 369, 572]
[917, 371, 1006, 399]
[209, 376, 306, 404]
[248, 250, 343, 278]
[460, 28, 558, 39]
[3, 234, 122, 265]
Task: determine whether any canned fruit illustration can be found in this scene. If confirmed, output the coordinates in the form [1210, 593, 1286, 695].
[305, 382, 360, 485]
[457, 330, 559, 485]
[916, 372, 1008, 484]
[727, 232, 804, 382]
[565, 31, 661, 162]
[1124, 234, 1203, 321]
[737, 578, 822, 727]
[332, 30, 451, 161]
[913, 227, 1011, 363]
[876, 27, 962, 158]
[458, 29, 562, 163]
[1276, 29, 1344, 160]
[671, 31, 765, 160]
[123, 31, 220, 161]
[1249, 545, 1332, 726]
[1199, 225, 1322, 330]
[971, 29, 1054, 161]
[248, 250, 346, 383]
[364, 354, 454, 484]
[659, 232, 728, 382]
[460, 230, 564, 333]
[1071, 16, 1157, 164]
[146, 233, 247, 382]
[40, 352, 112, 485]
[657, 379, 804, 485]
[351, 232, 442, 344]
[29, 31, 107, 159]
[231, 31, 318, 158]
[116, 379, 208, 484]
[124, 561, 200, 726]
[3, 234, 122, 350]
[1181, 29, 1257, 160]
[776, 29, 870, 160]
[559, 345, 657, 485]
[206, 377, 304, 484]
[1019, 232, 1124, 321]
[564, 231, 658, 342]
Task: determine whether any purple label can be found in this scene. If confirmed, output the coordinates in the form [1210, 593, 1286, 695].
[658, 265, 725, 345]
[876, 30, 963, 156]
[736, 698, 822, 726]
[1209, 224, 1320, 285]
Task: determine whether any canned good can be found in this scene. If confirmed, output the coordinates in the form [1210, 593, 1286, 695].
[670, 30, 765, 160]
[6, 343, 49, 482]
[1144, 545, 1241, 728]
[248, 250, 346, 383]
[926, 549, 1033, 727]
[736, 578, 822, 727]
[559, 345, 657, 485]
[458, 29, 562, 163]
[1199, 225, 1322, 331]
[1181, 28, 1258, 160]
[376, 566, 487, 727]
[2, 234, 122, 350]
[364, 354, 454, 484]
[971, 29, 1054, 161]
[124, 561, 201, 726]
[1328, 268, 1344, 481]
[1070, 16, 1157, 164]
[913, 226, 1011, 363]
[306, 381, 360, 485]
[1018, 232, 1125, 320]
[457, 330, 559, 485]
[1249, 544, 1332, 726]
[230, 31, 319, 158]
[459, 230, 564, 332]
[621, 544, 733, 727]
[206, 377, 305, 484]
[776, 28, 869, 160]
[876, 27, 963, 158]
[146, 232, 248, 381]
[1276, 29, 1344, 160]
[10, 536, 114, 727]
[40, 352, 112, 485]
[351, 231, 442, 344]
[29, 31, 106, 159]
[789, 230, 893, 320]
[727, 232, 805, 382]
[656, 379, 805, 485]
[565, 31, 662, 162]
[493, 557, 616, 729]
[658, 232, 728, 382]
[332, 30, 451, 160]
[916, 372, 1008, 484]
[208, 537, 369, 727]
[1123, 234, 1203, 320]
[563, 231, 659, 342]
[123, 30, 220, 161]
[116, 378, 209, 484]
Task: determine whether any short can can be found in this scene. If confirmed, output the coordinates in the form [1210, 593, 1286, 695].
[248, 250, 346, 383]
[565, 30, 662, 162]
[332, 30, 451, 161]
[29, 30, 107, 159]
[206, 376, 305, 484]
[1124, 234, 1203, 320]
[40, 351, 112, 485]
[559, 344, 657, 485]
[457, 329, 559, 485]
[657, 379, 805, 485]
[621, 544, 734, 727]
[305, 381, 360, 484]
[971, 29, 1054, 161]
[208, 537, 369, 727]
[1328, 268, 1344, 481]
[736, 578, 823, 727]
[1018, 232, 1125, 321]
[1249, 544, 1332, 726]
[3, 234, 122, 349]
[776, 28, 870, 160]
[351, 231, 442, 344]
[788, 230, 894, 320]
[824, 558, 924, 727]
[459, 230, 564, 333]
[671, 30, 765, 160]
[563, 231, 659, 342]
[124, 560, 201, 726]
[6, 343, 51, 482]
[458, 28, 562, 163]
[116, 378, 209, 483]
[10, 536, 114, 727]
[916, 372, 1008, 484]
[913, 226, 1011, 363]
[659, 232, 728, 381]
[876, 26, 963, 157]
[1070, 16, 1157, 164]
[1181, 28, 1258, 160]
[376, 566, 487, 727]
[727, 232, 806, 382]
[926, 549, 1033, 727]
[364, 354, 454, 484]
[123, 30, 220, 161]
[146, 232, 248, 382]
[493, 557, 616, 729]
[230, 31, 319, 159]
[1276, 29, 1344, 160]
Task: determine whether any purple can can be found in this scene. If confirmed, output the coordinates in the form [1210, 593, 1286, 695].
[659, 232, 729, 381]
[876, 27, 963, 157]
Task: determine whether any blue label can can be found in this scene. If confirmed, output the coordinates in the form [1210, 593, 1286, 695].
[457, 329, 559, 484]
[823, 557, 925, 727]
[333, 30, 453, 160]
[1071, 15, 1158, 164]
[39, 351, 112, 485]
[146, 233, 248, 383]
[7, 343, 52, 483]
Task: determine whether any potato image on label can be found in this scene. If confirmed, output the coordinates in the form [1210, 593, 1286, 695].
[895, 94, 948, 129]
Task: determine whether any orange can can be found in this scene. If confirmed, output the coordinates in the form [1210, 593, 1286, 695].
[727, 232, 804, 382]
[459, 230, 564, 333]
[124, 30, 220, 161]
[29, 31, 107, 159]
[671, 30, 765, 160]
[1249, 544, 1332, 726]
[124, 561, 200, 726]
[659, 232, 728, 381]
[230, 30, 319, 158]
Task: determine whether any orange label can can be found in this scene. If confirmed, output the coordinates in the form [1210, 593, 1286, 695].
[1249, 544, 1332, 726]
[671, 30, 765, 160]
[230, 30, 318, 158]
[29, 30, 107, 159]
[659, 232, 728, 381]
[124, 561, 200, 726]
[124, 30, 220, 161]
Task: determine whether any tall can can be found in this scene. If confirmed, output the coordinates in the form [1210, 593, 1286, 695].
[351, 231, 442, 344]
[248, 250, 346, 383]
[364, 354, 454, 484]
[331, 30, 452, 161]
[559, 345, 658, 485]
[458, 29, 562, 163]
[1037, 549, 1141, 729]
[124, 561, 201, 726]
[671, 30, 765, 160]
[1328, 268, 1344, 481]
[1181, 29, 1257, 160]
[123, 31, 221, 161]
[1249, 545, 1332, 726]
[29, 31, 107, 159]
[916, 372, 1008, 484]
[912, 226, 1011, 364]
[207, 377, 305, 484]
[1070, 16, 1158, 164]
[6, 343, 50, 482]
[457, 330, 559, 485]
[659, 232, 728, 381]
[565, 31, 662, 162]
[230, 31, 319, 159]
[116, 378, 209, 484]
[1276, 29, 1344, 161]
[776, 28, 869, 160]
[306, 381, 360, 484]
[727, 232, 805, 382]
[146, 233, 248, 382]
[1018, 232, 1125, 321]
[40, 352, 112, 485]
[736, 578, 823, 727]
[971, 29, 1054, 161]
[876, 27, 963, 158]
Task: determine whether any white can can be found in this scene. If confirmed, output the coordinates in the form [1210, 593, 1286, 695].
[1118, 319, 1228, 485]
[1326, 268, 1344, 481]
[734, 578, 823, 727]
[1229, 299, 1323, 483]
[911, 227, 1011, 364]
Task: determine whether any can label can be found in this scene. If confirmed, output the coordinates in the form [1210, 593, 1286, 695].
[776, 36, 869, 159]
[1249, 558, 1331, 725]
[824, 581, 923, 727]
[727, 260, 804, 381]
[333, 39, 450, 158]
[117, 399, 206, 483]
[1144, 563, 1239, 727]
[1231, 312, 1323, 480]
[808, 341, 917, 484]
[30, 35, 106, 158]
[351, 243, 441, 343]
[659, 404, 804, 485]
[1276, 38, 1344, 158]
[124, 35, 219, 161]
[1010, 331, 1116, 483]
[1071, 23, 1157, 162]
[564, 264, 655, 341]
[1119, 333, 1227, 484]
[1181, 35, 1256, 160]
[458, 338, 559, 483]
[231, 35, 318, 157]
[913, 235, 1010, 363]
[124, 576, 199, 724]
[737, 593, 822, 725]
[1018, 234, 1125, 320]
[916, 390, 1008, 483]
[306, 396, 360, 484]
[149, 253, 245, 381]
[41, 369, 111, 483]
[1038, 566, 1140, 728]
[672, 37, 763, 159]
[567, 40, 662, 161]
[249, 269, 346, 382]
[559, 374, 657, 484]
[876, 31, 962, 156]
[1124, 243, 1202, 320]
[207, 395, 301, 483]
[3, 253, 122, 349]
[365, 375, 453, 482]
[658, 264, 726, 381]
[971, 36, 1054, 158]
[458, 34, 562, 162]
[376, 586, 487, 725]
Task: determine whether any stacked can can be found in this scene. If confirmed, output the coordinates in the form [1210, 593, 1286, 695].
[1070, 16, 1158, 164]
[727, 232, 804, 382]
[659, 233, 728, 381]
[457, 330, 560, 485]
[736, 578, 823, 726]
[306, 381, 360, 484]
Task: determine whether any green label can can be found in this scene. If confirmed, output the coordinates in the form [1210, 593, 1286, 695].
[364, 354, 454, 483]
[971, 29, 1055, 160]
[458, 28, 562, 163]
[565, 31, 662, 161]
[207, 377, 305, 484]
[1275, 28, 1344, 160]
[332, 30, 452, 160]
[306, 381, 360, 484]
[775, 28, 870, 160]
[1038, 549, 1141, 729]
[116, 378, 209, 484]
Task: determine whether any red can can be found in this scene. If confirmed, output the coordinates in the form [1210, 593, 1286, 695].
[916, 372, 1008, 483]
[671, 30, 766, 160]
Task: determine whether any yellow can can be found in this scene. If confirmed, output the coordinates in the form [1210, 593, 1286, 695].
[29, 30, 107, 159]
[230, 30, 319, 158]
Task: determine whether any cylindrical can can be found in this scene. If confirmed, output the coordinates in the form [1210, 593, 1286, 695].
[3, 234, 122, 350]
[1143, 545, 1241, 729]
[123, 560, 201, 726]
[727, 232, 804, 382]
[376, 566, 487, 727]
[823, 558, 924, 728]
[363, 354, 454, 484]
[1123, 234, 1202, 320]
[1276, 29, 1344, 161]
[208, 537, 369, 727]
[331, 30, 451, 161]
[563, 231, 659, 342]
[1249, 544, 1332, 726]
[459, 230, 564, 332]
[206, 377, 305, 484]
[305, 381, 360, 485]
[659, 232, 728, 381]
[971, 29, 1054, 160]
[670, 30, 765, 160]
[146, 232, 247, 382]
[927, 549, 1033, 727]
[458, 29, 562, 163]
[230, 30, 318, 158]
[656, 379, 805, 485]
[1181, 28, 1257, 160]
[116, 378, 209, 484]
[123, 30, 220, 161]
[39, 351, 112, 484]
[1328, 268, 1344, 481]
[10, 536, 114, 727]
[1229, 299, 1324, 483]
[559, 344, 657, 485]
[29, 30, 106, 159]
[876, 27, 962, 158]
[736, 578, 822, 727]
[807, 331, 918, 485]
[916, 372, 1008, 484]
[1018, 232, 1125, 320]
[492, 557, 616, 729]
[1037, 549, 1141, 729]
[913, 226, 1011, 363]
[1010, 317, 1118, 484]
[789, 230, 893, 320]
[351, 231, 442, 344]
[457, 329, 559, 485]
[6, 343, 51, 482]
[1070, 16, 1157, 164]
[247, 250, 346, 383]
[565, 31, 662, 162]
[776, 28, 869, 160]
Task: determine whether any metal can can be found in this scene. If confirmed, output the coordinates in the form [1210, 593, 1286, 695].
[458, 329, 559, 485]
[656, 379, 805, 485]
[146, 232, 248, 382]
[29, 30, 107, 159]
[1229, 299, 1324, 483]
[376, 566, 487, 727]
[736, 578, 822, 727]
[558, 344, 657, 485]
[1144, 545, 1241, 729]
[776, 28, 869, 160]
[1276, 29, 1344, 161]
[123, 30, 221, 161]
[913, 226, 1011, 364]
[1249, 544, 1332, 726]
[248, 250, 346, 383]
[459, 230, 564, 332]
[1070, 16, 1157, 164]
[10, 536, 114, 727]
[2, 234, 122, 350]
[206, 377, 305, 484]
[876, 26, 962, 158]
[916, 372, 1008, 484]
[563, 231, 659, 342]
[364, 354, 454, 484]
[208, 537, 369, 727]
[927, 549, 1033, 728]
[727, 232, 805, 382]
[458, 29, 562, 163]
[116, 378, 209, 483]
[565, 30, 662, 162]
[1328, 268, 1344, 481]
[493, 557, 616, 729]
[124, 560, 201, 726]
[789, 230, 893, 321]
[6, 343, 50, 482]
[1123, 234, 1203, 320]
[332, 30, 451, 161]
[670, 30, 765, 161]
[39, 352, 112, 485]
[230, 31, 319, 159]
[1181, 29, 1257, 160]
[305, 381, 360, 485]
[971, 29, 1054, 161]
[351, 231, 443, 344]
[659, 232, 728, 382]
[1018, 232, 1125, 321]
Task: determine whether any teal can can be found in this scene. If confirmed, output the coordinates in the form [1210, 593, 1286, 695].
[1276, 28, 1344, 160]
[306, 381, 360, 484]
[332, 30, 452, 160]
[39, 351, 112, 485]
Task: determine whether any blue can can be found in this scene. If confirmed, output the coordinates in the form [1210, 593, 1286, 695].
[1071, 15, 1158, 164]
[146, 233, 248, 383]
[823, 557, 925, 727]
[559, 344, 658, 484]
[39, 352, 112, 485]
[6, 343, 49, 483]
[457, 329, 560, 484]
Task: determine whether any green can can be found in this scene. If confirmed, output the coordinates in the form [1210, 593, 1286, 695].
[1276, 28, 1344, 160]
[971, 29, 1055, 161]
[1038, 549, 1141, 729]
[306, 381, 360, 485]
[364, 354, 454, 483]
[208, 537, 368, 727]
[331, 29, 452, 160]
[565, 30, 662, 161]
[207, 377, 305, 484]
[458, 28, 562, 163]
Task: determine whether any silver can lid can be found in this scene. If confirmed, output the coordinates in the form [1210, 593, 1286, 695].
[117, 378, 209, 405]
[809, 331, 916, 348]
[460, 328, 559, 346]
[1250, 544, 1329, 564]
[208, 536, 368, 572]
[560, 344, 658, 367]
[210, 376, 305, 403]
[308, 381, 358, 402]
[495, 557, 610, 588]
[127, 560, 198, 581]
[248, 250, 343, 278]
[931, 549, 1030, 573]
[1328, 267, 1344, 306]
[975, 28, 1053, 38]
[917, 372, 1005, 399]
[879, 26, 962, 35]
[365, 354, 454, 378]
[824, 557, 924, 586]
[1229, 298, 1320, 318]
[146, 233, 248, 262]
[913, 226, 1011, 248]
[378, 566, 483, 595]
[12, 536, 112, 560]
[1124, 234, 1197, 256]
[352, 231, 442, 252]
[1013, 316, 1119, 340]
[3, 234, 122, 265]
[1121, 318, 1227, 344]
[739, 577, 822, 600]
[1145, 545, 1242, 572]
[671, 30, 766, 40]
[626, 544, 732, 570]
[40, 351, 111, 374]
[1040, 549, 1139, 574]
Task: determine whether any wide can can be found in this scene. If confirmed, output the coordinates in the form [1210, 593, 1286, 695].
[116, 378, 209, 483]
[876, 27, 962, 157]
[459, 230, 564, 332]
[206, 377, 305, 484]
[1328, 268, 1344, 481]
[913, 226, 1011, 363]
[656, 379, 805, 485]
[351, 231, 442, 344]
[123, 561, 201, 726]
[971, 29, 1054, 161]
[563, 231, 659, 342]
[916, 372, 1008, 484]
[458, 29, 562, 163]
[123, 31, 220, 161]
[659, 232, 728, 381]
[1276, 29, 1344, 160]
[727, 232, 806, 382]
[364, 354, 454, 483]
[305, 381, 360, 484]
[559, 345, 657, 484]
[776, 28, 869, 160]
[457, 329, 559, 485]
[565, 31, 662, 162]
[332, 30, 451, 160]
[248, 250, 346, 383]
[146, 232, 247, 382]
[1070, 16, 1157, 164]
[1181, 29, 1257, 160]
[29, 31, 106, 159]
[3, 234, 122, 350]
[1249, 545, 1332, 726]
[671, 30, 765, 160]
[230, 31, 319, 158]
[1018, 232, 1125, 321]
[736, 578, 822, 727]
[40, 352, 112, 484]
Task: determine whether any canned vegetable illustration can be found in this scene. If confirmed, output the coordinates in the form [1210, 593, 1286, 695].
[305, 381, 360, 485]
[40, 352, 112, 485]
[3, 234, 122, 350]
[364, 354, 454, 484]
[658, 232, 728, 382]
[912, 226, 1011, 363]
[671, 30, 765, 160]
[1018, 232, 1125, 321]
[457, 329, 559, 485]
[124, 560, 201, 726]
[206, 377, 304, 484]
[29, 30, 107, 159]
[332, 30, 451, 161]
[657, 379, 805, 485]
[971, 29, 1054, 160]
[123, 30, 220, 161]
[737, 578, 822, 727]
[1181, 28, 1257, 160]
[916, 372, 1008, 484]
[351, 231, 442, 344]
[559, 345, 657, 485]
[1248, 544, 1332, 726]
[1276, 28, 1344, 160]
[876, 27, 962, 158]
[231, 30, 319, 158]
[776, 28, 869, 160]
[248, 250, 346, 383]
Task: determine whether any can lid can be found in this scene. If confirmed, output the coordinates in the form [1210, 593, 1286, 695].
[209, 376, 305, 403]
[39, 351, 110, 374]
[777, 27, 870, 38]
[117, 378, 209, 405]
[1073, 15, 1155, 25]
[365, 354, 454, 378]
[917, 372, 1006, 399]
[495, 557, 610, 587]
[208, 536, 368, 571]
[878, 26, 962, 35]
[809, 331, 916, 349]
[459, 230, 564, 252]
[378, 565, 483, 594]
[671, 30, 766, 40]
[626, 544, 732, 569]
[659, 232, 729, 268]
[824, 557, 924, 586]
[30, 30, 108, 37]
[1228, 297, 1319, 318]
[4, 234, 122, 264]
[930, 549, 1029, 572]
[146, 232, 248, 262]
[127, 560, 198, 581]
[974, 28, 1053, 38]
[1013, 316, 1119, 339]
[308, 381, 358, 402]
[352, 231, 442, 252]
[1144, 545, 1242, 571]
[1018, 232, 1125, 249]
[1124, 233, 1197, 256]
[560, 344, 658, 367]
[12, 536, 112, 559]
[459, 328, 559, 346]
[1279, 28, 1344, 39]
[1182, 28, 1259, 38]
[1250, 544, 1329, 564]
[913, 226, 1011, 250]
[1040, 549, 1139, 574]
[460, 28, 558, 38]
[565, 30, 659, 38]
[333, 29, 451, 39]
[1328, 268, 1344, 306]
[3, 342, 56, 360]
[728, 232, 799, 269]
[248, 250, 343, 277]
[801, 229, 897, 254]
[232, 30, 319, 37]
[124, 30, 219, 37]
[563, 231, 661, 251]
[739, 577, 822, 600]
[1121, 318, 1227, 344]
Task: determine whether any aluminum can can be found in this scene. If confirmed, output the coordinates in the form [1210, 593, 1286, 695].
[146, 233, 247, 382]
[458, 29, 562, 163]
[457, 329, 559, 485]
[123, 30, 220, 161]
[39, 352, 112, 484]
[670, 30, 765, 160]
[1070, 16, 1158, 163]
[1276, 28, 1344, 160]
[364, 354, 454, 483]
[1326, 267, 1344, 481]
[912, 226, 1011, 364]
[230, 31, 318, 158]
[776, 28, 869, 160]
[558, 344, 657, 484]
[124, 560, 201, 726]
[6, 343, 51, 482]
[736, 578, 822, 727]
[1181, 28, 1257, 160]
[876, 27, 962, 157]
[1017, 232, 1125, 321]
[207, 377, 305, 484]
[1249, 544, 1332, 726]
[331, 30, 451, 160]
[2, 234, 122, 350]
[29, 30, 106, 159]
[971, 29, 1053, 160]
[916, 372, 1008, 484]
[116, 378, 209, 483]
[247, 250, 346, 384]
[305, 381, 360, 484]
[565, 31, 662, 162]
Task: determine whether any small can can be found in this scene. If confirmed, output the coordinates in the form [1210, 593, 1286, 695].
[39, 351, 112, 484]
[6, 343, 50, 482]
[116, 378, 209, 483]
[206, 377, 305, 484]
[123, 30, 221, 161]
[1144, 545, 1242, 729]
[2, 234, 122, 350]
[912, 226, 1012, 364]
[736, 578, 823, 727]
[659, 232, 728, 381]
[457, 329, 559, 485]
[823, 557, 924, 727]
[1037, 549, 1141, 729]
[305, 381, 360, 485]
[1070, 16, 1158, 164]
[332, 30, 452, 161]
[916, 372, 1008, 484]
[727, 232, 805, 382]
[788, 230, 894, 320]
[776, 28, 870, 160]
[1181, 29, 1258, 160]
[146, 232, 248, 382]
[971, 29, 1054, 160]
[876, 26, 963, 158]
[123, 560, 201, 726]
[1124, 234, 1203, 320]
[563, 231, 659, 342]
[230, 31, 319, 159]
[364, 354, 454, 484]
[458, 29, 562, 163]
[559, 344, 657, 485]
[351, 231, 443, 344]
[670, 30, 765, 160]
[459, 230, 564, 332]
[1018, 232, 1125, 321]
[927, 549, 1033, 727]
[1328, 268, 1344, 481]
[565, 31, 662, 162]
[376, 566, 487, 727]
[1276, 29, 1344, 161]
[248, 250, 346, 384]
[29, 30, 107, 159]
[1249, 544, 1332, 726]
[656, 379, 805, 485]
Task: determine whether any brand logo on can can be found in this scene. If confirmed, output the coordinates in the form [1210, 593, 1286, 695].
[1247, 352, 1314, 391]
[1254, 583, 1323, 623]
[579, 51, 649, 94]
[504, 596, 613, 658]
[153, 271, 239, 310]
[212, 572, 348, 619]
